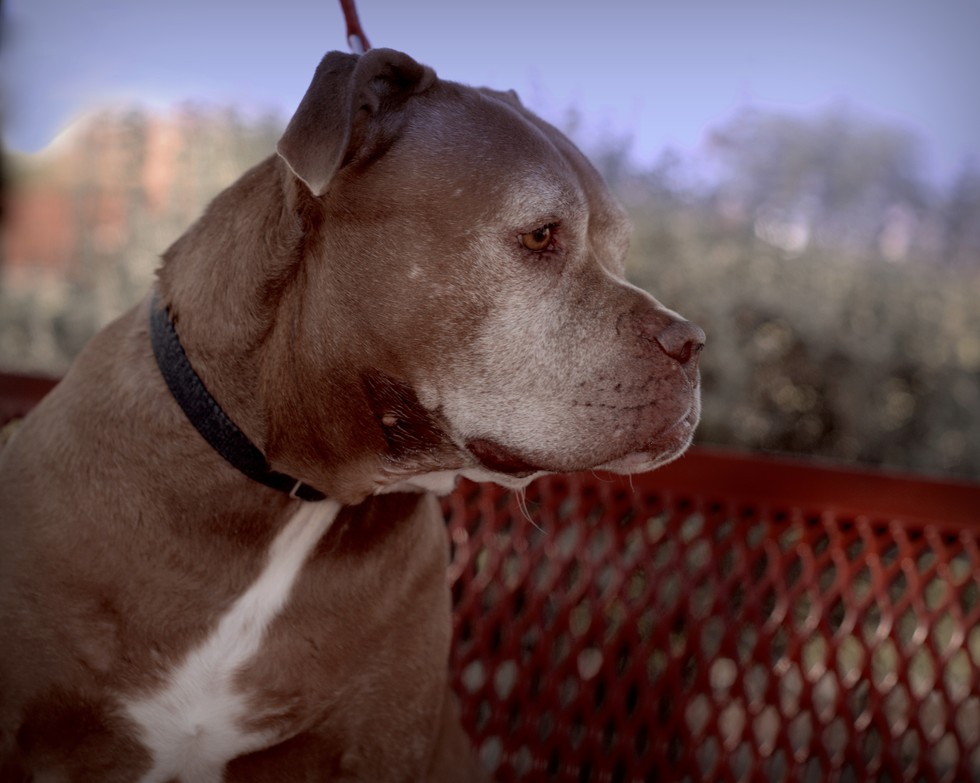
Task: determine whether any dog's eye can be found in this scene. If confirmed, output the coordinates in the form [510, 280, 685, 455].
[520, 226, 554, 252]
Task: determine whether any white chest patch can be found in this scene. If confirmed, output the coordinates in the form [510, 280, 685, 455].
[123, 500, 340, 783]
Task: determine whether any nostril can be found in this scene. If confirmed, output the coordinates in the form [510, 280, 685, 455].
[654, 320, 706, 366]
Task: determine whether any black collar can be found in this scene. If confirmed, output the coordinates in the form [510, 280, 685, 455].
[149, 294, 326, 502]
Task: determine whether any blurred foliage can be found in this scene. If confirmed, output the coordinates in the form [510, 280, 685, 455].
[707, 107, 927, 255]
[1, 104, 978, 479]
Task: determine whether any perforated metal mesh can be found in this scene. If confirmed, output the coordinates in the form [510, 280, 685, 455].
[443, 471, 980, 783]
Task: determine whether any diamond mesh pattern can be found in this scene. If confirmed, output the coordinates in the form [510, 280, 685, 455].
[443, 473, 980, 783]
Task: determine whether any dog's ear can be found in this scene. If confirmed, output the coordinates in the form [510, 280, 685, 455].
[479, 87, 524, 109]
[277, 48, 436, 197]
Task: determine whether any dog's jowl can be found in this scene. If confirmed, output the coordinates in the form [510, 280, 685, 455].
[0, 48, 702, 782]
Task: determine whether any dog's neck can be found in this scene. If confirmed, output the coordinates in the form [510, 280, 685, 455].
[154, 157, 294, 450]
[149, 294, 327, 502]
[152, 157, 452, 504]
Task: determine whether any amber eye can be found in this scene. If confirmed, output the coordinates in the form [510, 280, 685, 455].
[520, 225, 553, 252]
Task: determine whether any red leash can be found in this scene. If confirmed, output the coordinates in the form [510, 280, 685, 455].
[338, 0, 371, 53]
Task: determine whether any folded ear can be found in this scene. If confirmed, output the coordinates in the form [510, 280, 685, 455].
[277, 48, 436, 197]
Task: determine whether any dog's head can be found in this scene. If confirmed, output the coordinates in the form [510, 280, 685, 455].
[275, 48, 703, 495]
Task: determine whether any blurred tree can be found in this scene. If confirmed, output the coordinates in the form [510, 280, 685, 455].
[707, 106, 928, 257]
[943, 160, 980, 268]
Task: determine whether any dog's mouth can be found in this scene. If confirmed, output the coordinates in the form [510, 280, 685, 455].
[465, 438, 540, 478]
[465, 406, 698, 479]
[595, 412, 698, 475]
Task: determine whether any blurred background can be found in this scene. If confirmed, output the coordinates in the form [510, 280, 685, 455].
[1, 1, 978, 479]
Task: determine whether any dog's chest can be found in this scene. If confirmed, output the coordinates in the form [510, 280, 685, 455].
[122, 501, 340, 783]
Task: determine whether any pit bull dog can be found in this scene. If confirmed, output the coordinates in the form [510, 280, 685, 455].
[0, 48, 703, 781]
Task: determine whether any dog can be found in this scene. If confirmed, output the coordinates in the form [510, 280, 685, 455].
[0, 48, 703, 781]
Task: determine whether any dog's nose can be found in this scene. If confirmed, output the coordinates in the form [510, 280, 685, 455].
[654, 318, 705, 382]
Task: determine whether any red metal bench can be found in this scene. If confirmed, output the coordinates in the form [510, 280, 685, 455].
[443, 454, 980, 782]
[3, 373, 979, 781]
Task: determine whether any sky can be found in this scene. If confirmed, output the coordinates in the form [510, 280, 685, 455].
[3, 0, 979, 186]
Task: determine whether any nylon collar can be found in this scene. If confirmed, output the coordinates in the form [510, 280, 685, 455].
[149, 294, 326, 502]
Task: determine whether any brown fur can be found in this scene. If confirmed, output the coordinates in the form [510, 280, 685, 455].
[0, 48, 702, 780]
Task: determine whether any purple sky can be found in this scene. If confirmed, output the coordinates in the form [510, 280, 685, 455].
[3, 0, 979, 185]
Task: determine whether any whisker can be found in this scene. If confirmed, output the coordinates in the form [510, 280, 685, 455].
[515, 488, 545, 534]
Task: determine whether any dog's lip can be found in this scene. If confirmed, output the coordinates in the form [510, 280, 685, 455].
[599, 409, 698, 474]
[465, 438, 540, 477]
[596, 438, 691, 475]
[465, 406, 698, 478]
